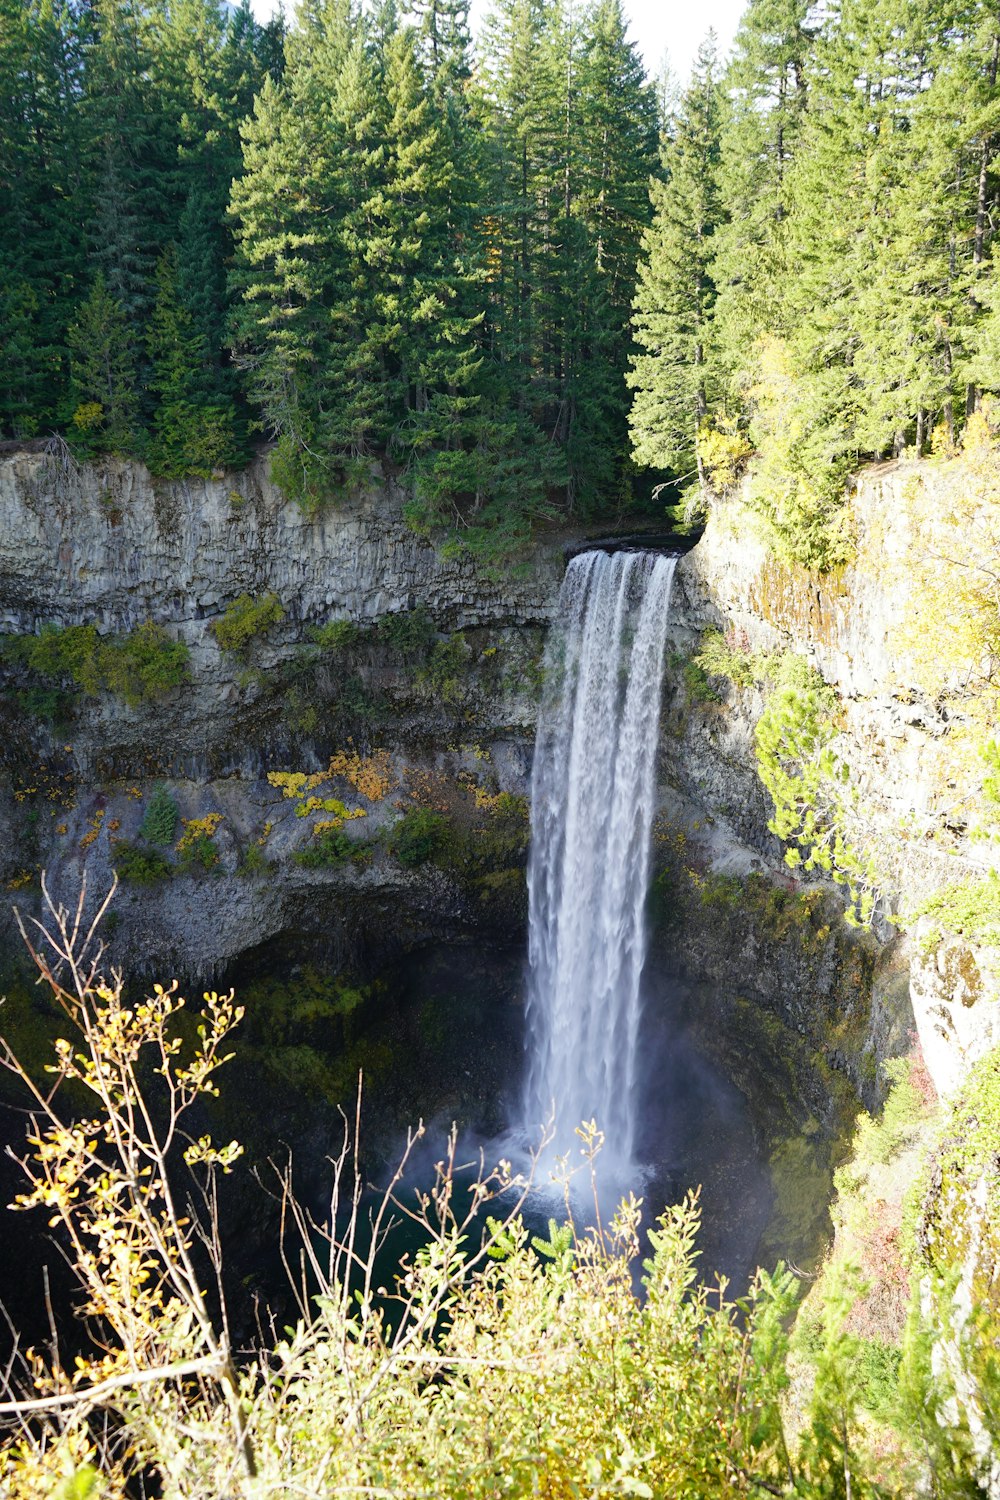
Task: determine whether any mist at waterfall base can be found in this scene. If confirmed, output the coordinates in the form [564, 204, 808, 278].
[368, 550, 773, 1290]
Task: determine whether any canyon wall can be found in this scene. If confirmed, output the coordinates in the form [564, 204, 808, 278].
[0, 445, 993, 1105]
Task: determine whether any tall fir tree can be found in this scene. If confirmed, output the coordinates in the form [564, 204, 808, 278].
[0, 0, 91, 435]
[67, 272, 140, 452]
[628, 36, 723, 490]
[147, 247, 236, 474]
[711, 0, 812, 385]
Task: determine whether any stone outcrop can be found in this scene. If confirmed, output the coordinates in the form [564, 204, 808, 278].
[669, 457, 1000, 1099]
[0, 449, 561, 634]
[0, 445, 994, 1102]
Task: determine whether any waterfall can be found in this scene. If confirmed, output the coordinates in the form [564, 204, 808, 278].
[522, 549, 677, 1185]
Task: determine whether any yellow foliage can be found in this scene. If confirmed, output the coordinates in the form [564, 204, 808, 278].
[71, 401, 104, 432]
[327, 748, 394, 802]
[175, 814, 223, 855]
[79, 809, 104, 851]
[696, 419, 752, 492]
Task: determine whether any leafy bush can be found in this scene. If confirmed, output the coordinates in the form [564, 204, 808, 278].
[294, 829, 370, 869]
[112, 841, 172, 885]
[375, 607, 436, 654]
[682, 657, 721, 704]
[754, 654, 879, 926]
[238, 843, 270, 877]
[139, 784, 179, 846]
[309, 619, 360, 651]
[386, 807, 450, 867]
[12, 621, 189, 706]
[211, 592, 284, 657]
[98, 623, 190, 706]
[692, 628, 758, 690]
[418, 635, 468, 701]
[176, 814, 223, 873]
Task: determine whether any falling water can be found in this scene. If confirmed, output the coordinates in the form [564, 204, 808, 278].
[522, 549, 677, 1186]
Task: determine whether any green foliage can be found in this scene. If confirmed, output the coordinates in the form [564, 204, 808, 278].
[98, 624, 191, 706]
[681, 656, 722, 704]
[112, 841, 172, 886]
[146, 247, 239, 476]
[375, 609, 436, 655]
[754, 655, 878, 926]
[386, 807, 450, 868]
[417, 634, 469, 701]
[15, 622, 189, 707]
[309, 619, 361, 651]
[67, 275, 140, 456]
[628, 39, 722, 488]
[293, 830, 371, 870]
[177, 834, 219, 874]
[139, 785, 179, 846]
[237, 843, 270, 877]
[911, 741, 1000, 949]
[211, 592, 284, 657]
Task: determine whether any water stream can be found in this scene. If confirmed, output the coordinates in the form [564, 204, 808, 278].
[521, 549, 677, 1188]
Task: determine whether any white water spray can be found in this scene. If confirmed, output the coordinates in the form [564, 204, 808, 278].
[521, 549, 677, 1185]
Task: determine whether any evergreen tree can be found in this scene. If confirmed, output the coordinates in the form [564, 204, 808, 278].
[628, 36, 723, 490]
[147, 247, 237, 475]
[0, 0, 91, 435]
[577, 0, 658, 331]
[86, 0, 172, 338]
[67, 273, 140, 452]
[712, 0, 812, 383]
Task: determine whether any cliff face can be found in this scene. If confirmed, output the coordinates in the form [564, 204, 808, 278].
[0, 446, 993, 1102]
[669, 455, 1000, 1100]
[0, 450, 559, 634]
[0, 451, 561, 976]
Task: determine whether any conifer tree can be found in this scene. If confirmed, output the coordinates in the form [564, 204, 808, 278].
[628, 36, 723, 489]
[67, 273, 140, 453]
[0, 0, 91, 435]
[711, 0, 812, 383]
[147, 248, 237, 475]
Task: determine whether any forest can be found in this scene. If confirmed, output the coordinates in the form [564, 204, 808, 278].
[4, 0, 1000, 563]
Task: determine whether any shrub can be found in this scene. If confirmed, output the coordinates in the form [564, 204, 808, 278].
[692, 629, 758, 690]
[139, 785, 179, 846]
[98, 623, 190, 705]
[176, 814, 223, 872]
[418, 635, 468, 701]
[682, 657, 721, 704]
[14, 621, 189, 706]
[238, 843, 270, 876]
[386, 807, 450, 867]
[211, 592, 284, 657]
[113, 841, 172, 885]
[375, 608, 436, 654]
[294, 829, 370, 869]
[309, 619, 360, 651]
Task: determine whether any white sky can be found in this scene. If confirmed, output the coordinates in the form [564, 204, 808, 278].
[250, 0, 750, 85]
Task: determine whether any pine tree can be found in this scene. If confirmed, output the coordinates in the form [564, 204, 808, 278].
[147, 248, 237, 475]
[229, 1, 371, 501]
[0, 0, 91, 435]
[67, 273, 139, 453]
[628, 36, 723, 490]
[577, 0, 658, 332]
[711, 0, 813, 383]
[86, 0, 172, 339]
